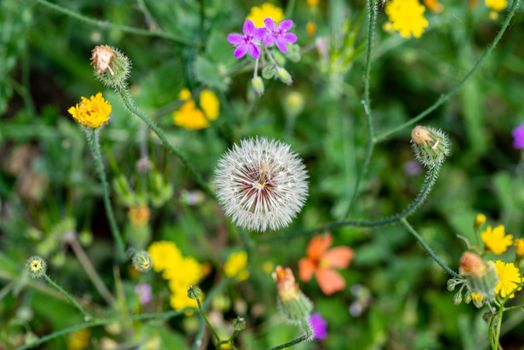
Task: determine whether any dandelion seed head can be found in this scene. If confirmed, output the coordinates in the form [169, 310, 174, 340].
[214, 137, 308, 232]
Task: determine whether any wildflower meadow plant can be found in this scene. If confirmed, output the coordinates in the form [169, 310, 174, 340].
[3, 0, 524, 349]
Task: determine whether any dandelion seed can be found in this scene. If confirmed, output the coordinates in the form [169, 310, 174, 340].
[214, 137, 308, 232]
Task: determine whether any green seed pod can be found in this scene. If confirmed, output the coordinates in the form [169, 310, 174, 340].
[251, 76, 265, 96]
[26, 256, 47, 278]
[286, 44, 301, 62]
[262, 65, 276, 79]
[132, 250, 152, 272]
[411, 126, 451, 169]
[276, 67, 293, 85]
[91, 45, 131, 88]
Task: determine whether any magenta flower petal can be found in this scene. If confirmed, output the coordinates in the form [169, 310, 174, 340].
[234, 45, 248, 59]
[276, 38, 289, 52]
[283, 32, 297, 43]
[309, 313, 328, 340]
[279, 19, 294, 31]
[243, 19, 255, 35]
[264, 17, 277, 31]
[227, 33, 244, 44]
[248, 43, 260, 59]
[513, 123, 524, 150]
[254, 28, 267, 41]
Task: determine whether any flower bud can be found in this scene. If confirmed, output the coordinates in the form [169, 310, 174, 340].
[411, 125, 451, 169]
[187, 285, 202, 300]
[132, 250, 152, 272]
[113, 175, 136, 207]
[474, 214, 487, 230]
[516, 239, 524, 257]
[251, 76, 265, 96]
[276, 67, 293, 85]
[26, 256, 47, 278]
[459, 252, 486, 278]
[91, 45, 131, 88]
[233, 316, 247, 332]
[284, 91, 305, 119]
[453, 290, 463, 304]
[262, 65, 276, 79]
[273, 266, 313, 324]
[459, 252, 497, 301]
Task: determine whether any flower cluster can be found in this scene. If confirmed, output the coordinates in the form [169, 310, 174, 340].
[227, 4, 300, 95]
[173, 88, 220, 130]
[148, 241, 205, 311]
[450, 214, 524, 310]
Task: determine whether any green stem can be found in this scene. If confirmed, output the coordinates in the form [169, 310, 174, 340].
[495, 304, 505, 350]
[115, 85, 215, 200]
[17, 309, 188, 350]
[373, 0, 520, 143]
[33, 0, 198, 46]
[269, 323, 311, 350]
[345, 0, 377, 218]
[400, 218, 460, 278]
[261, 164, 441, 242]
[196, 296, 221, 343]
[43, 274, 93, 321]
[503, 304, 524, 312]
[84, 128, 125, 260]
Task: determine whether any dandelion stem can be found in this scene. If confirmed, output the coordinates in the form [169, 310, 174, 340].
[85, 128, 126, 260]
[196, 296, 221, 343]
[33, 0, 198, 46]
[17, 309, 188, 350]
[373, 0, 520, 143]
[65, 233, 115, 305]
[344, 0, 377, 218]
[400, 218, 460, 278]
[43, 274, 93, 321]
[261, 164, 442, 242]
[114, 85, 215, 200]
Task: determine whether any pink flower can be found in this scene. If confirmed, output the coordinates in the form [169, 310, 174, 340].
[227, 20, 265, 59]
[262, 18, 297, 53]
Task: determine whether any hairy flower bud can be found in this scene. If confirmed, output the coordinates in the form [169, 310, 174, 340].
[187, 285, 202, 300]
[273, 266, 313, 324]
[91, 45, 131, 88]
[459, 252, 497, 301]
[276, 67, 293, 85]
[459, 252, 486, 278]
[132, 250, 152, 272]
[411, 125, 451, 169]
[26, 256, 47, 278]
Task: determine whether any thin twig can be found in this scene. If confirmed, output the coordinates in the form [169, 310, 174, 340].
[43, 274, 93, 320]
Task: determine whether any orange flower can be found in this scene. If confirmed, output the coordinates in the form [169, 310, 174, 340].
[298, 233, 354, 295]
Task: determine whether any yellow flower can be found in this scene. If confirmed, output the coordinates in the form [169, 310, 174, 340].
[515, 239, 524, 257]
[471, 291, 484, 303]
[492, 260, 522, 298]
[67, 329, 90, 350]
[485, 0, 507, 11]
[68, 93, 111, 128]
[481, 225, 513, 255]
[169, 283, 203, 311]
[385, 0, 429, 39]
[173, 88, 220, 130]
[306, 21, 317, 37]
[307, 0, 319, 6]
[147, 241, 182, 272]
[165, 256, 204, 287]
[224, 251, 249, 281]
[247, 3, 284, 27]
[474, 213, 487, 229]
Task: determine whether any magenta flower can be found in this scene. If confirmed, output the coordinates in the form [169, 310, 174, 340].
[262, 18, 297, 53]
[309, 313, 328, 340]
[512, 123, 524, 149]
[227, 20, 265, 59]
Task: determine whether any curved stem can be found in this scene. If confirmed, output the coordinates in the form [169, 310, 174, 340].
[373, 0, 520, 143]
[17, 309, 187, 350]
[345, 0, 377, 218]
[261, 164, 441, 242]
[43, 274, 93, 321]
[196, 296, 220, 343]
[85, 128, 125, 260]
[114, 85, 215, 200]
[33, 0, 198, 46]
[400, 218, 460, 278]
[269, 323, 311, 350]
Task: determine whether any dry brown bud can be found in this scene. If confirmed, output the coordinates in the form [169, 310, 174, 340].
[91, 45, 115, 75]
[459, 252, 486, 278]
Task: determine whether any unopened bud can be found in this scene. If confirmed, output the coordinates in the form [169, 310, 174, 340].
[132, 250, 152, 272]
[411, 125, 451, 169]
[233, 316, 247, 332]
[26, 256, 47, 278]
[453, 290, 463, 304]
[188, 285, 202, 300]
[251, 76, 265, 96]
[276, 67, 293, 85]
[459, 252, 486, 278]
[91, 45, 131, 88]
[262, 65, 276, 79]
[459, 252, 497, 301]
[273, 266, 312, 324]
[474, 214, 487, 230]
